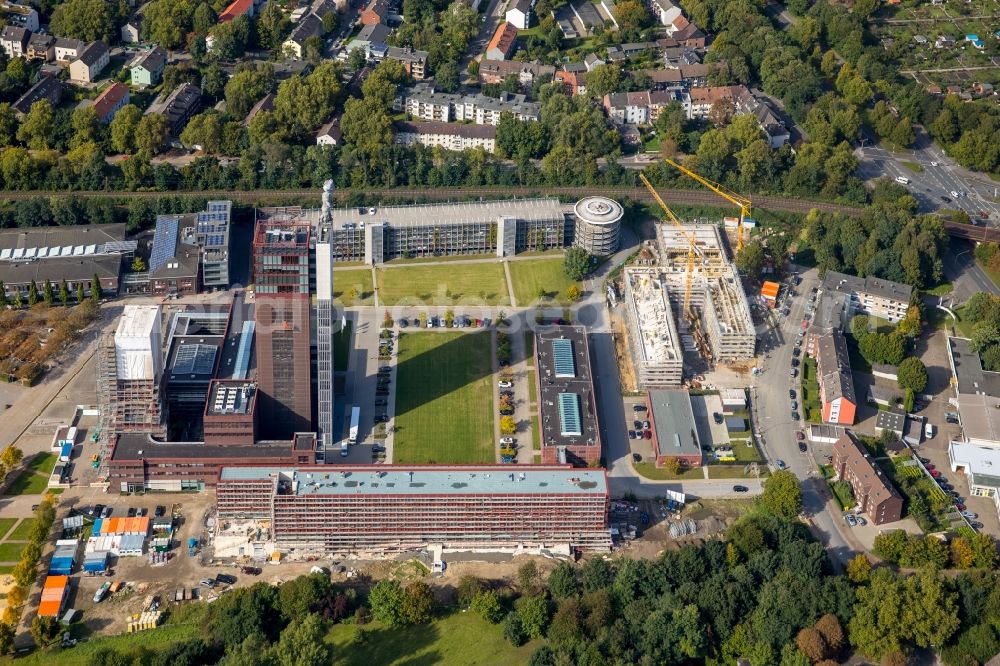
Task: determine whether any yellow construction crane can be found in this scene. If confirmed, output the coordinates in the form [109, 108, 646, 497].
[662, 158, 753, 251]
[639, 172, 699, 318]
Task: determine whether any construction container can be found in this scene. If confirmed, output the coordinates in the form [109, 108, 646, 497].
[84, 551, 109, 573]
[39, 576, 69, 617]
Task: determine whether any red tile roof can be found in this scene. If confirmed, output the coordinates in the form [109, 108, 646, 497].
[219, 0, 253, 23]
[487, 22, 518, 57]
[92, 82, 129, 121]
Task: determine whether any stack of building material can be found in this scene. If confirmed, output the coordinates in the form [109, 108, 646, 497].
[126, 611, 162, 632]
[38, 576, 69, 617]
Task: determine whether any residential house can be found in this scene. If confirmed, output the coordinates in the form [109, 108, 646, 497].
[130, 46, 166, 88]
[343, 21, 389, 60]
[92, 82, 130, 123]
[12, 74, 62, 117]
[283, 13, 322, 59]
[478, 59, 554, 86]
[120, 16, 141, 43]
[315, 119, 341, 146]
[670, 22, 705, 48]
[218, 0, 254, 22]
[744, 97, 790, 148]
[68, 41, 109, 84]
[813, 329, 857, 425]
[26, 32, 53, 61]
[383, 46, 427, 79]
[927, 84, 942, 95]
[360, 0, 389, 25]
[145, 82, 201, 134]
[974, 82, 994, 97]
[820, 270, 912, 324]
[663, 46, 700, 67]
[0, 2, 38, 31]
[619, 124, 640, 146]
[603, 89, 691, 125]
[584, 52, 605, 71]
[0, 25, 28, 59]
[54, 37, 84, 64]
[506, 0, 534, 29]
[244, 93, 274, 126]
[831, 431, 903, 524]
[394, 120, 497, 153]
[397, 83, 541, 124]
[688, 84, 752, 119]
[913, 34, 927, 44]
[652, 0, 682, 27]
[554, 67, 586, 95]
[935, 35, 955, 48]
[485, 22, 518, 61]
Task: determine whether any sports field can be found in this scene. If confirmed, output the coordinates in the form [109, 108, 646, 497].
[508, 257, 579, 305]
[377, 263, 510, 306]
[393, 332, 494, 464]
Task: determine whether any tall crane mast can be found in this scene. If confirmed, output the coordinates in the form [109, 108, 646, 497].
[639, 173, 700, 318]
[662, 158, 753, 252]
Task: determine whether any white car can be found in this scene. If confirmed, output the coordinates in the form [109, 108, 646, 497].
[950, 190, 960, 198]
[930, 161, 938, 167]
[500, 437, 515, 445]
[498, 380, 512, 388]
[962, 511, 978, 520]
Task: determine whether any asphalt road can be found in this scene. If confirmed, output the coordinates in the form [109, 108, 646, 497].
[751, 266, 856, 566]
[941, 239, 1000, 303]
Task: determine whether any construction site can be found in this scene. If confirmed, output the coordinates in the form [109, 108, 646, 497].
[617, 175, 756, 391]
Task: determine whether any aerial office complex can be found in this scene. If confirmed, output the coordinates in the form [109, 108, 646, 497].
[534, 327, 602, 466]
[216, 466, 611, 552]
[143, 200, 233, 296]
[622, 224, 754, 388]
[257, 196, 622, 265]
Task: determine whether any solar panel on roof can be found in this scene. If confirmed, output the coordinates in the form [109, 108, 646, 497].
[552, 338, 576, 378]
[172, 343, 217, 375]
[150, 216, 179, 273]
[558, 393, 582, 436]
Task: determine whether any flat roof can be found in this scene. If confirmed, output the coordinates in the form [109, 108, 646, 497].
[536, 327, 601, 449]
[0, 223, 126, 255]
[206, 380, 256, 415]
[624, 269, 682, 365]
[220, 465, 608, 495]
[956, 393, 1000, 444]
[875, 410, 905, 432]
[948, 441, 1000, 489]
[322, 198, 567, 230]
[111, 432, 296, 461]
[116, 305, 160, 341]
[648, 389, 702, 458]
[949, 336, 1000, 397]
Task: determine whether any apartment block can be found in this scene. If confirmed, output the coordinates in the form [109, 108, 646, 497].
[397, 83, 541, 125]
[831, 432, 903, 524]
[820, 270, 912, 324]
[622, 268, 684, 388]
[394, 121, 497, 153]
[813, 329, 857, 425]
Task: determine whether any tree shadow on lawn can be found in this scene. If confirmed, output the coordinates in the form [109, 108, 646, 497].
[334, 621, 442, 666]
[392, 331, 494, 421]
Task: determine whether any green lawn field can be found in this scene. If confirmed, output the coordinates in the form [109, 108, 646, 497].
[393, 332, 495, 464]
[1, 624, 200, 666]
[332, 269, 375, 306]
[4, 470, 50, 496]
[0, 519, 16, 541]
[377, 263, 509, 306]
[508, 258, 579, 305]
[328, 612, 541, 666]
[8, 518, 35, 541]
[0, 543, 26, 562]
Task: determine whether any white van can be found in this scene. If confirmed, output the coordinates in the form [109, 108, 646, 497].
[895, 176, 909, 185]
[924, 423, 934, 439]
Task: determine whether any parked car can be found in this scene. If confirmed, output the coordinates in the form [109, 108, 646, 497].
[919, 457, 930, 464]
[792, 347, 801, 357]
[925, 463, 935, 471]
[642, 420, 650, 430]
[632, 453, 642, 463]
[643, 430, 652, 440]
[970, 522, 984, 530]
[632, 430, 642, 440]
[199, 579, 216, 588]
[628, 430, 636, 440]
[127, 507, 136, 517]
[500, 437, 515, 446]
[856, 516, 867, 526]
[791, 411, 800, 421]
[633, 404, 647, 412]
[845, 514, 857, 526]
[962, 511, 978, 520]
[789, 389, 797, 400]
[790, 368, 798, 378]
[929, 469, 941, 478]
[241, 566, 262, 576]
[954, 502, 966, 511]
[102, 506, 113, 518]
[372, 445, 386, 453]
[776, 459, 787, 470]
[795, 431, 805, 441]
[791, 358, 800, 367]
[216, 574, 237, 585]
[790, 400, 798, 410]
[374, 399, 387, 406]
[92, 504, 104, 517]
[713, 412, 723, 424]
[138, 508, 148, 517]
[733, 485, 749, 493]
[498, 380, 512, 389]
[154, 505, 166, 517]
[633, 420, 642, 430]
[798, 442, 808, 453]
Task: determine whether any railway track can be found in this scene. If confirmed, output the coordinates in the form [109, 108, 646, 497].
[0, 187, 865, 216]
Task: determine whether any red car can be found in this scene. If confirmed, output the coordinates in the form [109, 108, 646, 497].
[795, 431, 805, 441]
[801, 320, 809, 329]
[954, 503, 966, 511]
[929, 469, 941, 478]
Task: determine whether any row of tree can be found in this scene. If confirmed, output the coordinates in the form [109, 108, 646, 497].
[0, 490, 56, 654]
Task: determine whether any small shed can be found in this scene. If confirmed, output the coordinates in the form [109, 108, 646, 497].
[725, 416, 748, 433]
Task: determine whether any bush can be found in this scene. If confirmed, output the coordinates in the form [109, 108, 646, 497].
[502, 611, 527, 646]
[471, 590, 504, 623]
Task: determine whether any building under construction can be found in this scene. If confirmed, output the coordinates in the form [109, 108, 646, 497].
[622, 224, 755, 387]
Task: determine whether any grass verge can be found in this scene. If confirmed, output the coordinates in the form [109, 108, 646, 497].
[633, 462, 704, 480]
[333, 269, 375, 306]
[393, 332, 495, 464]
[0, 543, 25, 562]
[8, 518, 35, 541]
[901, 160, 924, 173]
[800, 356, 823, 423]
[327, 611, 542, 666]
[0, 518, 16, 541]
[706, 465, 768, 479]
[508, 258, 578, 306]
[377, 263, 510, 306]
